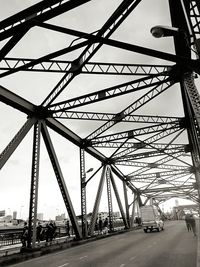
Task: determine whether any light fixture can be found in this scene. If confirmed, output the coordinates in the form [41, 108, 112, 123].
[86, 167, 93, 173]
[150, 25, 180, 38]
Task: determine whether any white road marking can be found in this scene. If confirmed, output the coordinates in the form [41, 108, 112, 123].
[79, 255, 88, 260]
[119, 264, 125, 267]
[129, 256, 136, 261]
[57, 263, 69, 267]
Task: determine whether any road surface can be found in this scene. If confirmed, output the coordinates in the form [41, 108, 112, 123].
[9, 220, 197, 267]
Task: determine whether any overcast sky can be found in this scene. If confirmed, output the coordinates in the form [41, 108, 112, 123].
[0, 0, 195, 220]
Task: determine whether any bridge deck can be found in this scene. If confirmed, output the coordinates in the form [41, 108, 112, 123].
[0, 220, 199, 267]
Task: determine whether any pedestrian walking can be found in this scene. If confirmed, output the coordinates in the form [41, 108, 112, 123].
[103, 217, 108, 234]
[21, 222, 28, 247]
[45, 223, 53, 243]
[188, 214, 197, 237]
[65, 220, 70, 237]
[185, 214, 191, 232]
[52, 221, 57, 239]
[36, 222, 43, 243]
[99, 217, 103, 234]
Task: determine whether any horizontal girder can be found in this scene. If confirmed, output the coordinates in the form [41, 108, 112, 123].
[0, 57, 171, 75]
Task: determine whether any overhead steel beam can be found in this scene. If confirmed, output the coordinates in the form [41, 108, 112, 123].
[49, 74, 167, 112]
[143, 185, 194, 193]
[53, 111, 181, 123]
[113, 126, 181, 160]
[129, 169, 192, 181]
[36, 22, 199, 72]
[115, 147, 185, 161]
[91, 122, 180, 144]
[0, 57, 171, 76]
[127, 150, 188, 177]
[0, 40, 89, 79]
[86, 79, 173, 140]
[93, 142, 187, 150]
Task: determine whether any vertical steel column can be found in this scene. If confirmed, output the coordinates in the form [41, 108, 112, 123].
[123, 181, 130, 228]
[80, 148, 87, 238]
[130, 194, 136, 227]
[181, 75, 200, 198]
[106, 166, 114, 232]
[27, 121, 41, 248]
[88, 165, 107, 236]
[41, 122, 82, 240]
[110, 171, 129, 229]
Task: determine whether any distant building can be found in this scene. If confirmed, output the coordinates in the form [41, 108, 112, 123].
[55, 215, 63, 221]
[175, 199, 179, 207]
[61, 213, 66, 220]
[13, 211, 17, 220]
[0, 210, 5, 217]
[37, 213, 44, 221]
[113, 211, 120, 219]
[4, 215, 12, 223]
[98, 212, 108, 220]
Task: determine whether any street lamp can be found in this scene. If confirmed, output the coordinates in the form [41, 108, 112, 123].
[86, 167, 94, 174]
[150, 25, 180, 38]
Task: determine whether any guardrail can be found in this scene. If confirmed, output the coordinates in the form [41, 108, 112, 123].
[0, 220, 129, 249]
[0, 226, 68, 248]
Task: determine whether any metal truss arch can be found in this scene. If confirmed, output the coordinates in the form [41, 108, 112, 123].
[1, 0, 200, 245]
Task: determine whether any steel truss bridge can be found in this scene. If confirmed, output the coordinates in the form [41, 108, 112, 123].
[1, 0, 200, 247]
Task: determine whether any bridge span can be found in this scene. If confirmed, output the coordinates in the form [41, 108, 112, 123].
[1, 0, 200, 266]
[2, 221, 198, 267]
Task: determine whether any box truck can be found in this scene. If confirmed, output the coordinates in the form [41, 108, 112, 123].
[140, 205, 164, 233]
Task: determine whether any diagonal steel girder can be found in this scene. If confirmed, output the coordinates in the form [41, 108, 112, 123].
[49, 74, 168, 113]
[85, 79, 173, 140]
[0, 0, 91, 41]
[115, 160, 189, 172]
[41, 0, 143, 107]
[127, 149, 189, 177]
[129, 169, 192, 181]
[115, 147, 186, 161]
[113, 126, 182, 160]
[41, 121, 82, 240]
[91, 122, 180, 145]
[35, 22, 199, 72]
[93, 142, 187, 150]
[142, 185, 195, 193]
